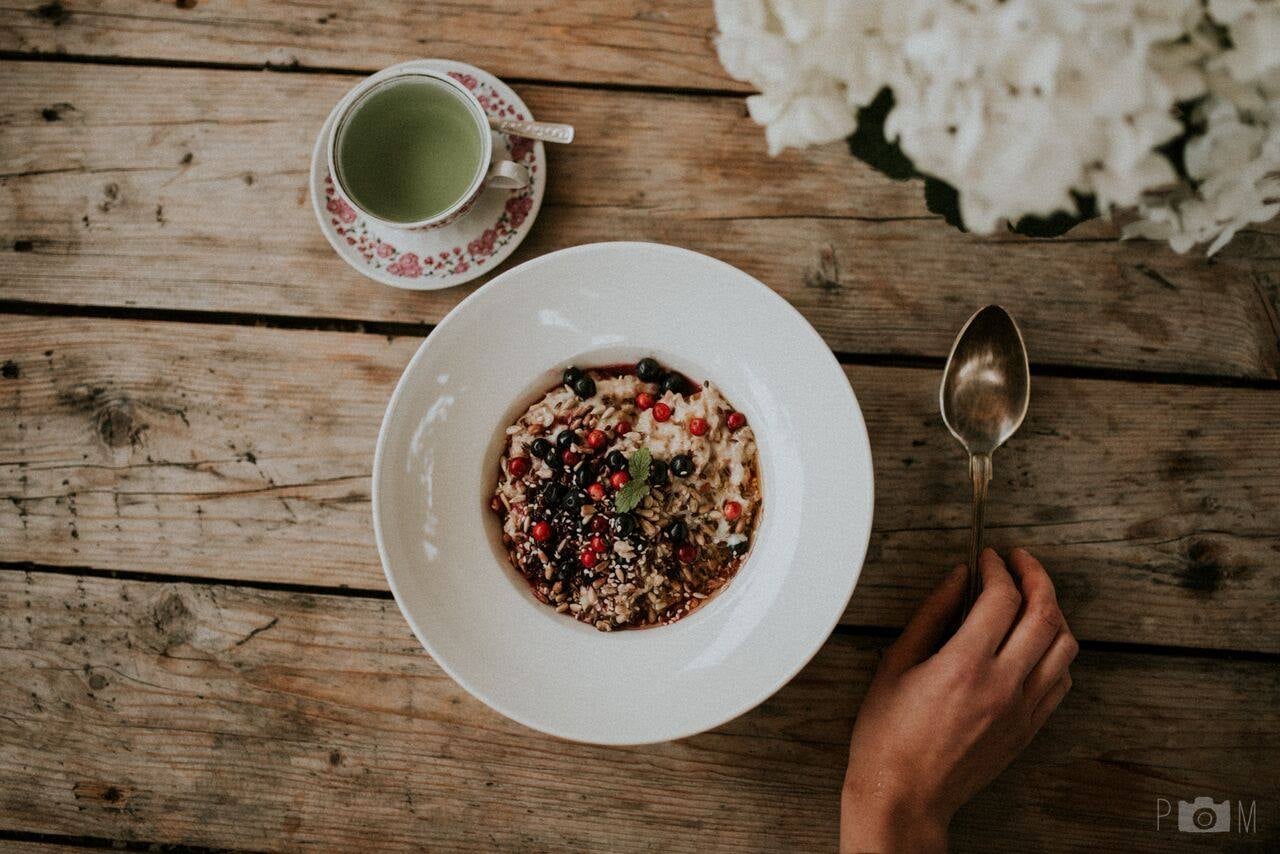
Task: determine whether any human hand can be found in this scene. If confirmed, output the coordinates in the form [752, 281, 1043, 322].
[840, 548, 1077, 853]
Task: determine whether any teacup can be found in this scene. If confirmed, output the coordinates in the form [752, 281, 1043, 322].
[327, 68, 530, 230]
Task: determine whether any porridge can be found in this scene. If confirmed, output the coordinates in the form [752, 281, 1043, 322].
[490, 358, 761, 630]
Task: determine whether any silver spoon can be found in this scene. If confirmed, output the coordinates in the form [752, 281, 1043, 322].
[940, 305, 1030, 617]
[488, 117, 575, 144]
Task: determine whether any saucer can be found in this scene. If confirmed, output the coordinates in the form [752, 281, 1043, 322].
[309, 59, 546, 290]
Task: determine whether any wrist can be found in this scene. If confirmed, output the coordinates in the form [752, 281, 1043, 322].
[840, 775, 948, 854]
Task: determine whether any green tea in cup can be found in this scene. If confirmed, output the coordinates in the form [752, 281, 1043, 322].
[328, 70, 529, 229]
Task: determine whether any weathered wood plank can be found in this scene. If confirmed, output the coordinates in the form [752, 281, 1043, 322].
[3, 316, 1278, 652]
[3, 62, 1278, 379]
[1, 571, 1276, 852]
[0, 0, 741, 91]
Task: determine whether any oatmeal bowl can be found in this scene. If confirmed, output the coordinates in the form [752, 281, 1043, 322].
[372, 242, 873, 744]
[493, 360, 762, 631]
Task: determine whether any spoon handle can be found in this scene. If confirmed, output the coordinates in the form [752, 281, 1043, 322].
[964, 453, 992, 617]
[488, 117, 575, 144]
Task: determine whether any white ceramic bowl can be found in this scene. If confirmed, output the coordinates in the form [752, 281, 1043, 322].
[373, 242, 873, 744]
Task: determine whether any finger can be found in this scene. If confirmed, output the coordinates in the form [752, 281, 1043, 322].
[1024, 624, 1079, 700]
[1028, 671, 1072, 735]
[880, 564, 967, 678]
[947, 548, 1021, 658]
[998, 548, 1064, 678]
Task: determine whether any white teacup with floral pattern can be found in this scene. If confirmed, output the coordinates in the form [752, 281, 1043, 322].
[326, 67, 530, 230]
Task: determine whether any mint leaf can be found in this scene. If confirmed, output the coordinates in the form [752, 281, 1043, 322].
[628, 447, 652, 481]
[616, 448, 652, 513]
[615, 480, 649, 514]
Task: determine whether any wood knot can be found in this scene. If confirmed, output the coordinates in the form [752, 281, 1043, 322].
[41, 102, 74, 121]
[72, 780, 135, 810]
[95, 398, 146, 448]
[32, 1, 69, 25]
[1181, 538, 1227, 598]
[139, 591, 195, 653]
[803, 245, 842, 293]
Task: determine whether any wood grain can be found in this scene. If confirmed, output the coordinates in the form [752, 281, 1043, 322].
[3, 61, 1279, 379]
[4, 315, 1278, 652]
[0, 0, 742, 91]
[1, 570, 1276, 852]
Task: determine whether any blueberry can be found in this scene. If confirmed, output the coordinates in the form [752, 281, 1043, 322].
[560, 489, 582, 509]
[636, 357, 662, 383]
[563, 366, 582, 387]
[663, 519, 688, 542]
[649, 458, 669, 486]
[730, 539, 750, 556]
[670, 454, 694, 477]
[615, 514, 637, 538]
[606, 450, 628, 471]
[530, 438, 553, 459]
[542, 483, 568, 507]
[556, 430, 578, 451]
[574, 463, 596, 488]
[660, 372, 686, 396]
[574, 376, 597, 399]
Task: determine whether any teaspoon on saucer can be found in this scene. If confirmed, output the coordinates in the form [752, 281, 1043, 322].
[489, 117, 575, 144]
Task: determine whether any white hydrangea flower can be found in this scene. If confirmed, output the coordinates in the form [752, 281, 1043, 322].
[714, 0, 1280, 253]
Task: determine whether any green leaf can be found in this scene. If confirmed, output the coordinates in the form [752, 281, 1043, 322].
[846, 88, 917, 182]
[628, 447, 652, 481]
[616, 448, 653, 513]
[614, 481, 649, 514]
[923, 177, 966, 231]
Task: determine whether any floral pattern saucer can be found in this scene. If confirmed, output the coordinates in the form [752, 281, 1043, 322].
[309, 59, 546, 290]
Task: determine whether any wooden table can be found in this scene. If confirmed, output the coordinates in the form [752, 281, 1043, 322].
[2, 3, 1278, 851]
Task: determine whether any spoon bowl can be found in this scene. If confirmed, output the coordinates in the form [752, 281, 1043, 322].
[940, 305, 1030, 615]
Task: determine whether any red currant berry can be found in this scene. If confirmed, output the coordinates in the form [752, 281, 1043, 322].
[531, 521, 552, 542]
[723, 500, 742, 521]
[636, 392, 655, 410]
[610, 470, 630, 490]
[615, 420, 632, 436]
[727, 411, 747, 431]
[587, 482, 606, 502]
[589, 514, 609, 533]
[580, 549, 598, 568]
[561, 449, 580, 466]
[688, 417, 708, 436]
[652, 402, 672, 422]
[585, 428, 608, 450]
[590, 535, 608, 553]
[507, 457, 530, 478]
[676, 543, 698, 563]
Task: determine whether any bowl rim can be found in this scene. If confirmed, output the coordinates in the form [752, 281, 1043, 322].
[371, 241, 875, 743]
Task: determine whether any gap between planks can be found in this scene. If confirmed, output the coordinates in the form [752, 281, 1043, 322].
[0, 827, 240, 853]
[3, 560, 1276, 665]
[1, 300, 1277, 392]
[0, 49, 751, 100]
